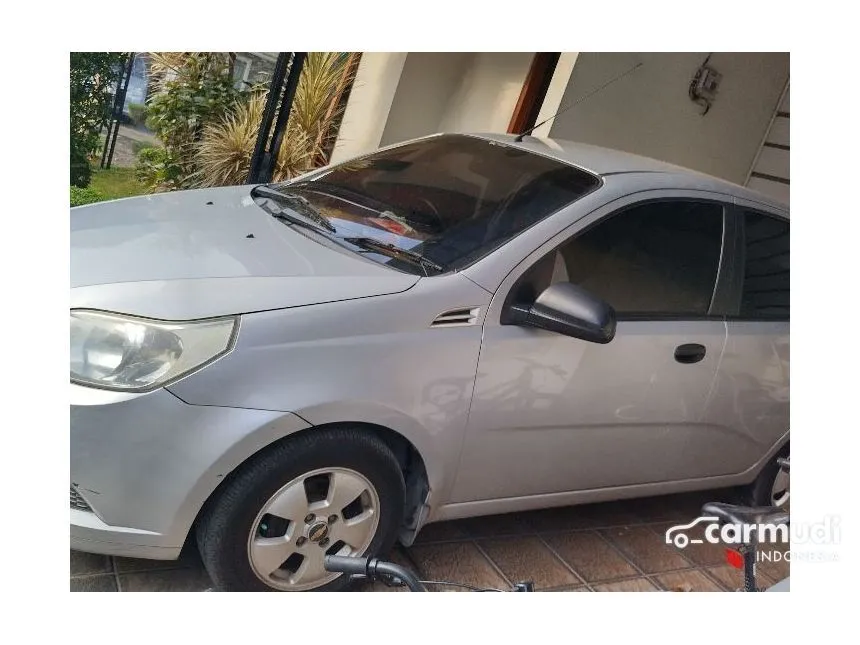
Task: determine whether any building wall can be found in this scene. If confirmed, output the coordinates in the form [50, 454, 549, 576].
[333, 52, 534, 161]
[379, 53, 472, 147]
[329, 53, 408, 163]
[546, 52, 790, 184]
[436, 52, 534, 134]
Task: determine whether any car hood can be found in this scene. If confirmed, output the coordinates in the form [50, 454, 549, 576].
[70, 185, 419, 319]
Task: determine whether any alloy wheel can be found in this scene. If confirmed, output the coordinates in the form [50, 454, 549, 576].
[771, 468, 790, 507]
[246, 467, 380, 591]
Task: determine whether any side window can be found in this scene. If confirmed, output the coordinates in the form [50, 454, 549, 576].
[741, 211, 789, 320]
[509, 200, 724, 317]
[557, 201, 724, 316]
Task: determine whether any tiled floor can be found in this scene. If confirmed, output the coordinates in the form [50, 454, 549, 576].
[70, 489, 787, 592]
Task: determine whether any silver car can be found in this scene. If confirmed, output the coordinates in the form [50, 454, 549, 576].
[71, 133, 789, 591]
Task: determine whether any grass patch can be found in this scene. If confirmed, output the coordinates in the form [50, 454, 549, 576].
[71, 186, 107, 207]
[89, 167, 148, 201]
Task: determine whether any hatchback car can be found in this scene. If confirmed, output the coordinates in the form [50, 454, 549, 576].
[71, 132, 789, 591]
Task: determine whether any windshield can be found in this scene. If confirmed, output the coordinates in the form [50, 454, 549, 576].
[270, 134, 600, 275]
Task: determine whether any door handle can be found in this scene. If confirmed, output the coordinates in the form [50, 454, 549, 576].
[674, 343, 706, 364]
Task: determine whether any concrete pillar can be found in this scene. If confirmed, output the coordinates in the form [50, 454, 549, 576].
[329, 53, 408, 163]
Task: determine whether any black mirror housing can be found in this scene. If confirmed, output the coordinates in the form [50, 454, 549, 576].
[505, 282, 616, 344]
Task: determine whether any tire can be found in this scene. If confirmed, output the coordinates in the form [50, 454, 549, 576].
[745, 445, 790, 507]
[197, 427, 405, 592]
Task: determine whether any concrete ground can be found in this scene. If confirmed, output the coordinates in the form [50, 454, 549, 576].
[70, 489, 789, 592]
[102, 124, 160, 168]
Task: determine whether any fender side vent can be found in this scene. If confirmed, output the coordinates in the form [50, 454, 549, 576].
[430, 307, 480, 327]
[70, 486, 93, 512]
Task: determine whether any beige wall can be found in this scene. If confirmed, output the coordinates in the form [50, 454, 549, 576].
[329, 53, 407, 163]
[546, 52, 790, 183]
[379, 53, 472, 147]
[437, 52, 533, 134]
[332, 52, 789, 185]
[333, 52, 533, 160]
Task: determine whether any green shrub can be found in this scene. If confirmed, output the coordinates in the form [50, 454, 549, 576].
[135, 146, 180, 189]
[70, 186, 107, 207]
[145, 53, 246, 189]
[127, 102, 147, 126]
[70, 52, 126, 187]
[70, 143, 92, 188]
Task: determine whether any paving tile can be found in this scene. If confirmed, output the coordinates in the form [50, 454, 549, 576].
[757, 545, 790, 582]
[113, 557, 183, 573]
[523, 501, 641, 533]
[413, 520, 471, 544]
[71, 574, 117, 592]
[650, 522, 727, 567]
[364, 579, 409, 592]
[364, 548, 416, 592]
[602, 526, 692, 574]
[70, 550, 111, 576]
[704, 565, 742, 591]
[543, 530, 638, 582]
[521, 507, 599, 533]
[408, 542, 507, 592]
[592, 577, 659, 592]
[578, 500, 644, 528]
[478, 536, 579, 590]
[655, 569, 723, 592]
[114, 547, 202, 573]
[119, 567, 212, 592]
[703, 564, 776, 591]
[629, 491, 723, 523]
[459, 512, 532, 539]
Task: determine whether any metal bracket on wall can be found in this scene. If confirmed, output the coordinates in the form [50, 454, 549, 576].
[689, 54, 722, 116]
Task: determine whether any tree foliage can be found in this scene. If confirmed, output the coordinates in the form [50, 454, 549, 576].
[70, 52, 126, 187]
[141, 53, 244, 190]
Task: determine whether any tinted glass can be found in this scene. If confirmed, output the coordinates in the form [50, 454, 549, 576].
[741, 211, 789, 319]
[559, 201, 724, 315]
[273, 135, 600, 273]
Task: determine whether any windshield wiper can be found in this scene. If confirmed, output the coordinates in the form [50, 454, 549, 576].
[251, 185, 337, 233]
[340, 237, 445, 275]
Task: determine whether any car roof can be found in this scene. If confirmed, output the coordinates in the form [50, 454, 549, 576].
[467, 132, 789, 213]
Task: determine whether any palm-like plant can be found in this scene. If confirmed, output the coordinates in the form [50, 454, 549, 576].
[193, 52, 357, 187]
[192, 93, 314, 187]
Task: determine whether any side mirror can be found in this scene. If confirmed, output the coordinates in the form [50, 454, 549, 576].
[504, 282, 616, 344]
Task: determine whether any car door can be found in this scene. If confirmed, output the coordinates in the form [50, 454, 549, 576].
[701, 204, 790, 475]
[450, 194, 732, 504]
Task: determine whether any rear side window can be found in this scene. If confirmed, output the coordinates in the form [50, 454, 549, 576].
[559, 201, 724, 316]
[741, 211, 789, 320]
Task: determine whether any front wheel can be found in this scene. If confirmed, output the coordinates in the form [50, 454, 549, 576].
[745, 447, 790, 508]
[197, 427, 405, 591]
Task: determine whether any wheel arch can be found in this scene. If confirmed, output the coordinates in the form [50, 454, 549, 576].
[742, 433, 789, 484]
[187, 418, 435, 552]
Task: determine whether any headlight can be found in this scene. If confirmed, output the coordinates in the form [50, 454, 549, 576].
[70, 310, 237, 392]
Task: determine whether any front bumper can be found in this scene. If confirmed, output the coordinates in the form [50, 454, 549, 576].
[71, 508, 181, 559]
[71, 384, 309, 559]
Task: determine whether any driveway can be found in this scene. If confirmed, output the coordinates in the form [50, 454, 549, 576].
[70, 490, 789, 592]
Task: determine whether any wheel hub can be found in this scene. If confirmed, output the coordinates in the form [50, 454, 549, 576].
[307, 521, 330, 543]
